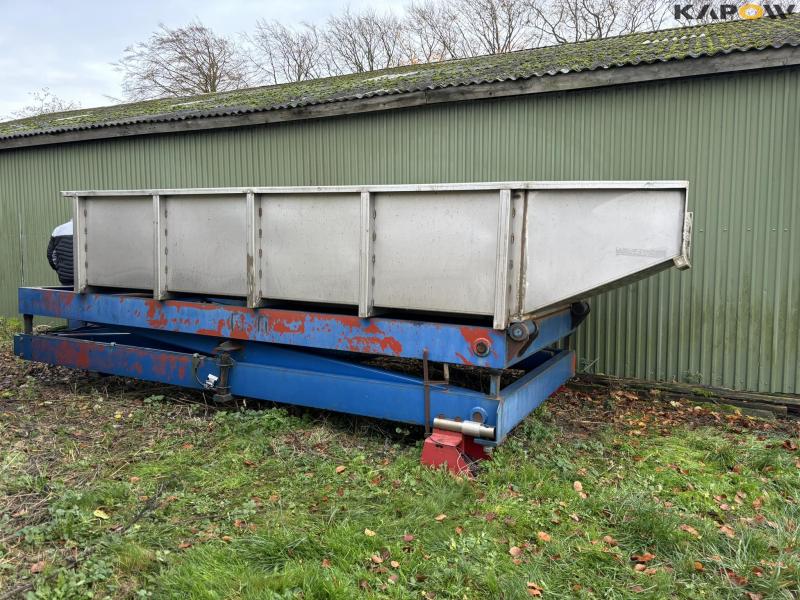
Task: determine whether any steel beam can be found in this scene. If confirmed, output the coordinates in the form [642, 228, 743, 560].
[18, 288, 576, 369]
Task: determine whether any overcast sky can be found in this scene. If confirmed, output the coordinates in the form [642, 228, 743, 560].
[0, 0, 398, 119]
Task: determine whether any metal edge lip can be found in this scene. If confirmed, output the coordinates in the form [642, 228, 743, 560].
[62, 180, 690, 197]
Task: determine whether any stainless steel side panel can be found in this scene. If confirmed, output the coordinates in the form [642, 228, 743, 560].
[522, 189, 687, 313]
[66, 181, 691, 329]
[85, 196, 153, 289]
[258, 193, 361, 304]
[372, 191, 500, 315]
[164, 194, 247, 296]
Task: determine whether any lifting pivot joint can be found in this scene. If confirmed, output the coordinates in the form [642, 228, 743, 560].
[507, 320, 539, 343]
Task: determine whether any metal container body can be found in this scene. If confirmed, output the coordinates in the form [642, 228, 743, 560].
[69, 181, 691, 329]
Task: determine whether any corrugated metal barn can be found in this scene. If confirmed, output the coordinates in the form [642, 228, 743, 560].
[1, 17, 798, 394]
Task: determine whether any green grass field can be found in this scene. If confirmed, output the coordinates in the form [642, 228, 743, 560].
[1, 321, 798, 599]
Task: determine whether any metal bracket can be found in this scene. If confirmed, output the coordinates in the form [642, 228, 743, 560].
[422, 349, 450, 435]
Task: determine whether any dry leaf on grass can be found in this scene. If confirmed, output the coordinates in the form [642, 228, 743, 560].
[335, 465, 346, 474]
[364, 528, 376, 537]
[537, 531, 551, 542]
[631, 552, 655, 563]
[679, 524, 700, 538]
[434, 514, 447, 522]
[509, 546, 523, 557]
[718, 524, 736, 538]
[526, 581, 543, 596]
[30, 560, 46, 574]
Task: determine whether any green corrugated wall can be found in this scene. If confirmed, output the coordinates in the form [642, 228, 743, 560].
[1, 67, 797, 394]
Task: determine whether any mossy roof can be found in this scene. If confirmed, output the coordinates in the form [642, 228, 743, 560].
[1, 15, 798, 140]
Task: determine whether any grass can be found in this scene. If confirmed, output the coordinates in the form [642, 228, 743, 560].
[0, 329, 798, 599]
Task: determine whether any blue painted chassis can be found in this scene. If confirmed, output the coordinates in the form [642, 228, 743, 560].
[15, 288, 577, 444]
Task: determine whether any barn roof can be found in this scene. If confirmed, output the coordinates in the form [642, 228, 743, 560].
[1, 15, 798, 147]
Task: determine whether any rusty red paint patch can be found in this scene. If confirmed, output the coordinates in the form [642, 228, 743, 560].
[145, 300, 168, 328]
[344, 335, 403, 355]
[311, 313, 363, 329]
[454, 352, 474, 366]
[52, 339, 92, 370]
[264, 310, 306, 335]
[196, 319, 227, 337]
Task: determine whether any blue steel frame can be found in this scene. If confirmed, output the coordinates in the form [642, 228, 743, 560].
[15, 288, 578, 444]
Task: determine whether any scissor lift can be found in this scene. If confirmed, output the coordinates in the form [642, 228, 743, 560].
[14, 287, 588, 475]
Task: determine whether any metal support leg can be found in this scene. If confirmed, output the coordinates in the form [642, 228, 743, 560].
[212, 352, 234, 403]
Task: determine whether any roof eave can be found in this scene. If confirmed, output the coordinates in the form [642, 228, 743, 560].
[1, 46, 798, 152]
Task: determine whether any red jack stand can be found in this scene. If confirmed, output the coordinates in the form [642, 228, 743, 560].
[420, 428, 491, 477]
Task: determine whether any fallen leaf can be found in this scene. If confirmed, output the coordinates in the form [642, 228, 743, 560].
[721, 568, 748, 586]
[693, 561, 704, 572]
[573, 481, 583, 492]
[390, 560, 400, 568]
[321, 558, 331, 568]
[434, 514, 447, 522]
[30, 560, 46, 574]
[364, 528, 377, 537]
[221, 535, 232, 542]
[537, 531, 551, 542]
[402, 534, 415, 542]
[178, 541, 192, 549]
[371, 554, 384, 564]
[679, 524, 700, 538]
[182, 443, 194, 450]
[631, 552, 655, 563]
[243, 459, 256, 467]
[603, 535, 618, 546]
[388, 574, 399, 583]
[509, 546, 523, 557]
[746, 593, 763, 600]
[455, 526, 464, 535]
[335, 465, 346, 474]
[526, 581, 543, 596]
[129, 476, 140, 483]
[93, 508, 110, 520]
[634, 563, 647, 572]
[718, 524, 736, 539]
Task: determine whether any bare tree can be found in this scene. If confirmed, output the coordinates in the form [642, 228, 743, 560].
[404, 0, 473, 60]
[10, 88, 81, 119]
[532, 0, 669, 44]
[116, 21, 250, 100]
[249, 21, 324, 84]
[454, 0, 542, 54]
[323, 8, 406, 74]
[404, 0, 543, 61]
